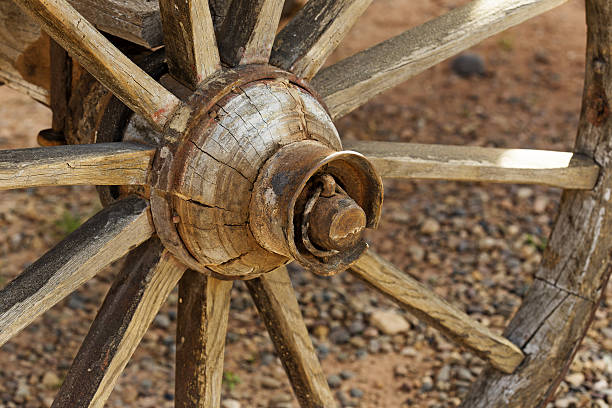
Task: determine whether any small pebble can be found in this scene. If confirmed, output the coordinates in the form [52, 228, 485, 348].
[349, 388, 364, 398]
[451, 53, 485, 78]
[327, 374, 342, 389]
[261, 377, 282, 389]
[221, 399, 241, 408]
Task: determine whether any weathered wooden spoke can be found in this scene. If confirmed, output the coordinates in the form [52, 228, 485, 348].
[175, 270, 233, 408]
[12, 0, 181, 129]
[312, 0, 568, 119]
[51, 239, 185, 408]
[0, 197, 154, 347]
[158, 0, 220, 89]
[345, 141, 600, 189]
[0, 142, 155, 191]
[217, 0, 285, 66]
[271, 0, 373, 80]
[246, 266, 337, 408]
[350, 250, 524, 374]
[463, 1, 612, 405]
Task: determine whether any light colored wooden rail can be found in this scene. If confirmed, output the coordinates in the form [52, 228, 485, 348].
[0, 143, 155, 190]
[351, 250, 524, 374]
[0, 198, 154, 348]
[345, 141, 599, 189]
[313, 0, 568, 119]
[12, 0, 181, 130]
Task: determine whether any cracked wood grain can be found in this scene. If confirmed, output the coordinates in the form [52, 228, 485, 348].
[12, 0, 181, 130]
[462, 1, 612, 405]
[159, 0, 220, 89]
[312, 0, 568, 120]
[175, 270, 233, 408]
[246, 266, 337, 408]
[344, 141, 599, 189]
[0, 197, 154, 347]
[351, 250, 524, 374]
[0, 142, 155, 190]
[217, 0, 285, 66]
[171, 80, 339, 277]
[271, 0, 373, 80]
[51, 239, 185, 408]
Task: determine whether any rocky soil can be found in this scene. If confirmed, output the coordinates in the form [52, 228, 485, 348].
[0, 0, 611, 407]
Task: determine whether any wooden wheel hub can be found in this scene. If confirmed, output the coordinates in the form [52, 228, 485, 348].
[151, 69, 382, 279]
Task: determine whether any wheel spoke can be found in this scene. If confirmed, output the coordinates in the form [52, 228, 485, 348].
[159, 0, 220, 89]
[345, 141, 599, 189]
[312, 0, 568, 119]
[0, 197, 154, 347]
[0, 142, 155, 191]
[13, 0, 181, 130]
[464, 1, 612, 404]
[217, 0, 285, 66]
[350, 250, 524, 374]
[246, 266, 337, 408]
[51, 239, 185, 408]
[271, 0, 373, 80]
[175, 270, 233, 408]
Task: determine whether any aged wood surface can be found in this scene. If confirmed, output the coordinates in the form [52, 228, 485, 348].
[312, 0, 568, 119]
[246, 266, 337, 408]
[0, 0, 50, 103]
[12, 0, 181, 130]
[344, 141, 599, 189]
[462, 1, 612, 405]
[271, 0, 372, 80]
[0, 197, 154, 347]
[217, 0, 285, 66]
[69, 0, 163, 48]
[0, 142, 155, 190]
[171, 80, 340, 277]
[351, 250, 524, 374]
[159, 0, 220, 89]
[51, 239, 185, 408]
[175, 270, 233, 408]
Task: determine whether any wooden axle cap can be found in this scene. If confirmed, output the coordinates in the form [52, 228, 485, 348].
[149, 66, 382, 278]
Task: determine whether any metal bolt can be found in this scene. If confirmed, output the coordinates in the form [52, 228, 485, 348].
[308, 193, 367, 251]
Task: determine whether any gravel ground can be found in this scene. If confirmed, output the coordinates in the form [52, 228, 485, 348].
[0, 0, 611, 407]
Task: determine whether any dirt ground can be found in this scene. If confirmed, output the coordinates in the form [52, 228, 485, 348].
[0, 0, 611, 407]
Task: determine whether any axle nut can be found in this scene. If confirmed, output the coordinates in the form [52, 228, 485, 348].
[308, 194, 367, 251]
[249, 140, 383, 275]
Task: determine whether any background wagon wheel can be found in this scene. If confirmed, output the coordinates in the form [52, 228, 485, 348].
[0, 0, 610, 407]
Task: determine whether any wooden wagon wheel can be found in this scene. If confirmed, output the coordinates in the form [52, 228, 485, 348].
[0, 0, 610, 406]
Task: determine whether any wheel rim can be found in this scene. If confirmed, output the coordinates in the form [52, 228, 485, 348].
[0, 0, 610, 407]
